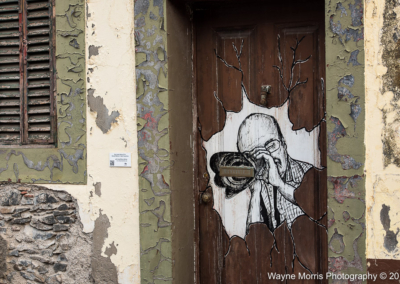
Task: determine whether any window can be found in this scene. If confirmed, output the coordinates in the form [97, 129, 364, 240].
[0, 0, 56, 146]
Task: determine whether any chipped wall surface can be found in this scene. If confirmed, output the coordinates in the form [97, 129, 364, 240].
[1, 0, 141, 281]
[46, 0, 140, 282]
[326, 0, 366, 277]
[0, 0, 87, 184]
[134, 0, 172, 283]
[27, 0, 139, 283]
[365, 0, 400, 259]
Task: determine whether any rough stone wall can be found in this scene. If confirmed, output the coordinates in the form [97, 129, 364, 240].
[135, 0, 172, 282]
[0, 0, 87, 184]
[326, 0, 366, 278]
[365, 0, 400, 259]
[0, 184, 93, 284]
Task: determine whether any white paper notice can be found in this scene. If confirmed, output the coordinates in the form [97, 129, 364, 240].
[109, 153, 131, 168]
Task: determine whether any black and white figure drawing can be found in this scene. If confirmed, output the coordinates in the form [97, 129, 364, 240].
[210, 114, 313, 233]
[202, 36, 324, 244]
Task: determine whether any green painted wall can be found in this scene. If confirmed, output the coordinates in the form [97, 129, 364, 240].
[325, 0, 366, 277]
[135, 0, 172, 283]
[0, 0, 86, 184]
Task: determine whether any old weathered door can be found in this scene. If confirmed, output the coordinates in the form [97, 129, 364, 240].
[194, 0, 327, 283]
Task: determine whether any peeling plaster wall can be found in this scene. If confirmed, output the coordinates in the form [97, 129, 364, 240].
[33, 0, 140, 282]
[326, 0, 366, 277]
[365, 0, 400, 259]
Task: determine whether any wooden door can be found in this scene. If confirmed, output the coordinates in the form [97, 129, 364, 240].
[194, 1, 327, 283]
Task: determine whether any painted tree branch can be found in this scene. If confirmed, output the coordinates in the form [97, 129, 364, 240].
[215, 40, 245, 83]
[273, 35, 311, 98]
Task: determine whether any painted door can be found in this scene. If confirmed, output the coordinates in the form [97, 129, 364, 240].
[194, 1, 327, 283]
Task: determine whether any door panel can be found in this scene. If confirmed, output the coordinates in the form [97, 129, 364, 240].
[195, 1, 326, 283]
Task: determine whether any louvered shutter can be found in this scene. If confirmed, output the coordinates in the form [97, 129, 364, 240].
[25, 0, 55, 144]
[0, 0, 55, 145]
[0, 0, 21, 144]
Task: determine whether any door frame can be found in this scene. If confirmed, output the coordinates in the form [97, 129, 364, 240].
[166, 0, 366, 283]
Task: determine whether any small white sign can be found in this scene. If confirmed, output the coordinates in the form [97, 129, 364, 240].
[109, 153, 131, 168]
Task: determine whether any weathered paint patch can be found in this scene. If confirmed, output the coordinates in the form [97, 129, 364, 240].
[135, 0, 172, 282]
[350, 102, 361, 125]
[347, 49, 361, 66]
[326, 0, 365, 276]
[94, 182, 101, 197]
[328, 175, 364, 204]
[380, 204, 399, 252]
[135, 0, 150, 17]
[92, 212, 118, 284]
[87, 89, 120, 134]
[69, 39, 80, 49]
[88, 45, 101, 59]
[328, 117, 362, 170]
[329, 228, 345, 254]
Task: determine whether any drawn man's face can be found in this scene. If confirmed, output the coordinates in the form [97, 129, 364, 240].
[237, 114, 288, 178]
[258, 139, 287, 177]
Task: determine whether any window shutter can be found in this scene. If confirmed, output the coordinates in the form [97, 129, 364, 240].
[24, 0, 55, 144]
[0, 0, 55, 145]
[0, 0, 21, 144]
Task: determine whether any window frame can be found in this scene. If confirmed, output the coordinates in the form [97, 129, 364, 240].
[0, 0, 57, 146]
[0, 0, 87, 184]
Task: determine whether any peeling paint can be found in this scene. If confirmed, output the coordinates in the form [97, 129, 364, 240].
[135, 0, 150, 17]
[69, 38, 80, 49]
[94, 182, 101, 197]
[329, 228, 345, 254]
[350, 102, 361, 126]
[328, 117, 362, 170]
[92, 212, 118, 284]
[135, 0, 172, 282]
[328, 175, 364, 204]
[380, 204, 399, 252]
[347, 50, 361, 66]
[88, 45, 101, 59]
[87, 89, 120, 134]
[327, 0, 365, 276]
[349, 0, 363, 27]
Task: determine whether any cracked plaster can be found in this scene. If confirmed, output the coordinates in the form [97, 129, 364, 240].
[326, 0, 366, 277]
[135, 0, 172, 283]
[32, 0, 140, 282]
[365, 0, 400, 260]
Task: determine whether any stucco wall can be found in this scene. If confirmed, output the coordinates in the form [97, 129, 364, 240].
[365, 0, 400, 259]
[38, 0, 141, 282]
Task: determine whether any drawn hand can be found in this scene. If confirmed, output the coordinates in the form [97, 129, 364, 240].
[247, 147, 284, 188]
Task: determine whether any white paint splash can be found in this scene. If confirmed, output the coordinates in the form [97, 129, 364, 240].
[203, 86, 322, 239]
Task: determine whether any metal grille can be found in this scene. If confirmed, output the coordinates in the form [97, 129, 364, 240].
[0, 0, 55, 145]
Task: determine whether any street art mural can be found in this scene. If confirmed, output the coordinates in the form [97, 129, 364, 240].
[202, 37, 326, 272]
